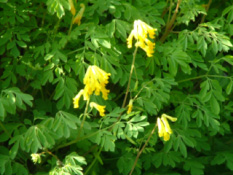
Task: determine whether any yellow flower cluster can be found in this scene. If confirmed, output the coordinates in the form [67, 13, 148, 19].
[83, 65, 111, 100]
[157, 114, 177, 141]
[127, 20, 157, 57]
[73, 65, 111, 117]
[68, 0, 85, 26]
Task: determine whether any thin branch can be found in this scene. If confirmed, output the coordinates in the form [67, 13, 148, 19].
[177, 74, 232, 83]
[44, 149, 64, 166]
[84, 147, 103, 175]
[77, 99, 90, 139]
[201, 0, 212, 23]
[54, 122, 119, 151]
[122, 46, 138, 108]
[129, 123, 157, 175]
[160, 0, 182, 43]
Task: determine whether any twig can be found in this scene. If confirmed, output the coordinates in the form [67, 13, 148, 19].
[44, 149, 64, 166]
[129, 123, 157, 175]
[68, 16, 74, 36]
[77, 99, 90, 139]
[84, 147, 103, 175]
[201, 0, 212, 23]
[122, 47, 138, 108]
[54, 122, 118, 151]
[160, 0, 182, 43]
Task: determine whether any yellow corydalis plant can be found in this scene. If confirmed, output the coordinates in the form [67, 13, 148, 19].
[90, 102, 106, 117]
[73, 65, 110, 116]
[127, 20, 157, 57]
[73, 3, 85, 25]
[68, 0, 76, 16]
[83, 65, 111, 101]
[157, 114, 177, 141]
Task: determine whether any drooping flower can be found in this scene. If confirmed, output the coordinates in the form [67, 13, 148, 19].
[127, 99, 133, 114]
[90, 102, 106, 117]
[83, 65, 111, 101]
[157, 114, 177, 141]
[127, 20, 157, 57]
[73, 89, 84, 108]
[73, 3, 85, 25]
[31, 153, 41, 164]
[68, 0, 76, 16]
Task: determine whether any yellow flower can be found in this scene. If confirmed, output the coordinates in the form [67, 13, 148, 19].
[73, 3, 85, 25]
[127, 99, 133, 114]
[90, 102, 106, 117]
[68, 0, 76, 16]
[157, 114, 177, 141]
[31, 153, 41, 164]
[73, 89, 84, 108]
[127, 20, 157, 57]
[83, 65, 111, 101]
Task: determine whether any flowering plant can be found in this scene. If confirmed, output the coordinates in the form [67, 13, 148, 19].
[0, 0, 233, 175]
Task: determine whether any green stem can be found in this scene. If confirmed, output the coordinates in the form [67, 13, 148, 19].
[44, 149, 64, 166]
[160, 0, 182, 43]
[166, 0, 173, 28]
[77, 99, 90, 139]
[178, 74, 232, 83]
[201, 0, 212, 23]
[177, 75, 206, 83]
[84, 147, 103, 175]
[133, 78, 156, 101]
[68, 16, 74, 36]
[129, 123, 158, 175]
[54, 122, 118, 151]
[122, 46, 138, 108]
[52, 19, 61, 41]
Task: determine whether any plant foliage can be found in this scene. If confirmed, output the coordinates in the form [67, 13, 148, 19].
[0, 0, 233, 174]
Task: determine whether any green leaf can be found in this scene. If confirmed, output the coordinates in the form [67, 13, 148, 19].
[226, 81, 233, 95]
[0, 99, 5, 120]
[184, 160, 204, 175]
[222, 5, 233, 16]
[179, 139, 187, 158]
[117, 152, 135, 174]
[222, 55, 233, 65]
[210, 96, 220, 115]
[98, 39, 111, 49]
[106, 20, 115, 38]
[115, 19, 127, 39]
[16, 40, 27, 48]
[9, 142, 19, 159]
[53, 111, 81, 138]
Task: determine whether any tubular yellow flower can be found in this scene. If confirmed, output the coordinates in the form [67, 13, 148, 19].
[127, 99, 133, 114]
[90, 102, 106, 117]
[157, 114, 177, 141]
[73, 3, 85, 25]
[31, 153, 41, 164]
[68, 0, 76, 16]
[73, 89, 84, 108]
[83, 65, 111, 101]
[161, 114, 177, 122]
[127, 20, 157, 57]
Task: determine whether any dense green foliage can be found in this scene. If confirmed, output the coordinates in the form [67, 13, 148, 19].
[0, 0, 233, 174]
